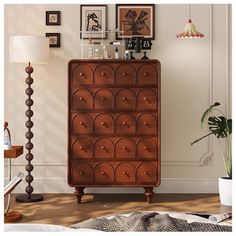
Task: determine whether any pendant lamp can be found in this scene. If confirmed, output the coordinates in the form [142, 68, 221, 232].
[176, 5, 204, 38]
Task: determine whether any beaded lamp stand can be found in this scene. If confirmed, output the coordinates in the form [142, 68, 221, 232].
[15, 63, 43, 203]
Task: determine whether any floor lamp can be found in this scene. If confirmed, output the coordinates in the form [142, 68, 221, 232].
[9, 36, 49, 202]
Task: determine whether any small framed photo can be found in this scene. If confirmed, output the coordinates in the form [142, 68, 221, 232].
[80, 5, 107, 39]
[46, 11, 61, 25]
[46, 33, 61, 48]
[116, 4, 155, 40]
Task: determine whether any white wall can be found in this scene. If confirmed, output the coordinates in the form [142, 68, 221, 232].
[4, 4, 231, 193]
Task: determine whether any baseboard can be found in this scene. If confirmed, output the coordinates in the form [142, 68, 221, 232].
[4, 177, 219, 194]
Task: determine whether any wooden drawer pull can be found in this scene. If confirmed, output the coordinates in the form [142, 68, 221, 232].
[100, 97, 105, 101]
[101, 171, 105, 175]
[79, 171, 84, 175]
[122, 72, 127, 76]
[143, 121, 148, 125]
[101, 146, 106, 150]
[122, 121, 127, 125]
[79, 72, 84, 76]
[122, 171, 127, 175]
[144, 146, 149, 150]
[143, 72, 148, 76]
[101, 72, 105, 76]
[122, 97, 127, 101]
[100, 121, 105, 126]
[144, 171, 148, 175]
[143, 97, 148, 101]
[122, 146, 127, 150]
[79, 97, 84, 101]
[79, 121, 84, 125]
[79, 146, 84, 150]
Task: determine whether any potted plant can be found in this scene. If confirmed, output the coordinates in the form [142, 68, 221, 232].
[191, 102, 232, 206]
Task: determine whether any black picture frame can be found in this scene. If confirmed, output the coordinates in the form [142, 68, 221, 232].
[46, 33, 61, 48]
[116, 4, 155, 40]
[46, 11, 61, 26]
[80, 5, 107, 39]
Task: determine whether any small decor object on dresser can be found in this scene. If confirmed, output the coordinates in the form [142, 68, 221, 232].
[116, 4, 155, 39]
[80, 5, 107, 39]
[46, 33, 61, 48]
[68, 59, 161, 204]
[46, 11, 61, 25]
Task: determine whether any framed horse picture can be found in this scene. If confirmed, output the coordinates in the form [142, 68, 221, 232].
[80, 5, 107, 39]
[116, 4, 155, 40]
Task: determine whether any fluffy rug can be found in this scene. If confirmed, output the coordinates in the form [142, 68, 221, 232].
[70, 211, 232, 232]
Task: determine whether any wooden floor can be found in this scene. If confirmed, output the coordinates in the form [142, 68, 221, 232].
[5, 194, 231, 226]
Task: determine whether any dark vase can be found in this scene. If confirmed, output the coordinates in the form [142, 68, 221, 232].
[141, 51, 149, 60]
[130, 52, 135, 59]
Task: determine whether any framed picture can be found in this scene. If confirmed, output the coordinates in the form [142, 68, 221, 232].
[46, 11, 61, 25]
[80, 5, 107, 39]
[116, 4, 155, 40]
[45, 33, 61, 48]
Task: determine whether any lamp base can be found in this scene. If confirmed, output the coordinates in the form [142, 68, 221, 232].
[15, 194, 43, 203]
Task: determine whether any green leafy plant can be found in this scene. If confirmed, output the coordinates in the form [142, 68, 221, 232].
[191, 102, 232, 179]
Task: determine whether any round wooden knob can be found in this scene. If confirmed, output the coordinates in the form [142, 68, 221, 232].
[79, 146, 84, 150]
[101, 121, 105, 126]
[122, 72, 126, 76]
[144, 146, 148, 150]
[122, 171, 127, 175]
[101, 146, 105, 150]
[101, 97, 105, 101]
[144, 72, 148, 76]
[79, 121, 84, 125]
[79, 72, 83, 76]
[122, 121, 126, 125]
[144, 171, 148, 175]
[144, 97, 148, 101]
[101, 72, 105, 76]
[122, 97, 127, 101]
[101, 171, 105, 175]
[4, 121, 8, 129]
[144, 121, 148, 125]
[79, 171, 84, 175]
[122, 146, 126, 150]
[79, 97, 84, 101]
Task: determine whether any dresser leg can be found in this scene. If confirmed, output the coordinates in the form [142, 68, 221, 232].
[74, 187, 85, 204]
[144, 187, 154, 203]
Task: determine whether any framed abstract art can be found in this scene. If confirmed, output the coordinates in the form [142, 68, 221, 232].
[116, 4, 155, 40]
[80, 5, 107, 39]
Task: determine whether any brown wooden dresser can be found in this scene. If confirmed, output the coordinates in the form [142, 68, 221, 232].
[68, 59, 161, 203]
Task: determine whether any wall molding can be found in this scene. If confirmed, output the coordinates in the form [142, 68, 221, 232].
[5, 177, 219, 194]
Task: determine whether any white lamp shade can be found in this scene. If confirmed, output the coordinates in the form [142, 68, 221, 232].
[9, 35, 49, 64]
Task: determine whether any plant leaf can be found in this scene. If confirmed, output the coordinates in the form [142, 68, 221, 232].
[208, 116, 232, 138]
[200, 102, 221, 128]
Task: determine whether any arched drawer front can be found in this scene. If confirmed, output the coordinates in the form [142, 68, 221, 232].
[137, 89, 157, 109]
[72, 64, 93, 85]
[136, 64, 157, 84]
[94, 64, 114, 84]
[115, 89, 135, 109]
[136, 138, 157, 159]
[115, 113, 135, 134]
[136, 113, 156, 134]
[72, 114, 93, 134]
[115, 138, 135, 159]
[94, 89, 114, 109]
[136, 162, 157, 183]
[115, 162, 135, 183]
[94, 138, 114, 159]
[94, 113, 114, 134]
[72, 89, 93, 109]
[94, 162, 114, 183]
[72, 162, 93, 183]
[72, 137, 93, 159]
[115, 64, 135, 84]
